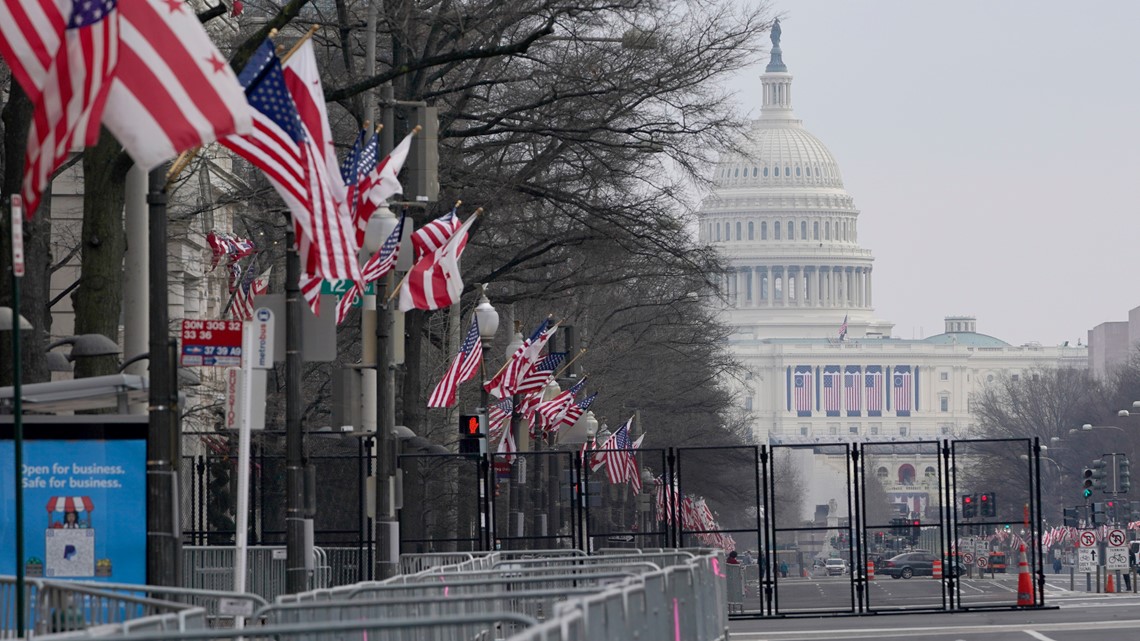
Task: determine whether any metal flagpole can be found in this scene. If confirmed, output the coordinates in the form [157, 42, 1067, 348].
[10, 195, 26, 637]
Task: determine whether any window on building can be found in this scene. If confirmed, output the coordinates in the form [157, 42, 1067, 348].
[876, 467, 888, 478]
[813, 221, 819, 240]
[715, 223, 721, 241]
[796, 167, 801, 177]
[787, 220, 794, 240]
[801, 221, 808, 239]
[748, 222, 754, 240]
[774, 222, 781, 240]
[898, 463, 915, 484]
[987, 375, 994, 382]
[800, 425, 810, 436]
[849, 425, 859, 435]
[761, 222, 767, 240]
[924, 466, 936, 478]
[753, 167, 758, 177]
[939, 371, 949, 381]
[785, 166, 790, 176]
[1033, 374, 1040, 382]
[734, 168, 739, 177]
[1011, 373, 1020, 381]
[940, 396, 949, 412]
[829, 425, 838, 435]
[899, 425, 909, 437]
[826, 222, 831, 240]
[940, 425, 951, 435]
[736, 222, 741, 239]
[870, 424, 880, 435]
[744, 398, 753, 411]
[763, 167, 769, 177]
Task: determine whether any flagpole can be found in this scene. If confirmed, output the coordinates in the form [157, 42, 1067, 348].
[281, 24, 320, 63]
[552, 348, 587, 380]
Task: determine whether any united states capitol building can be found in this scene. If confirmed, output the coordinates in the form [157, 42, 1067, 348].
[697, 24, 1084, 516]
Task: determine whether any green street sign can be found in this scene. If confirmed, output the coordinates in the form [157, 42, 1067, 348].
[317, 280, 376, 307]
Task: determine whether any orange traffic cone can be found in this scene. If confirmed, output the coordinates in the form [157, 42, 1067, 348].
[1106, 573, 1115, 593]
[1016, 543, 1034, 606]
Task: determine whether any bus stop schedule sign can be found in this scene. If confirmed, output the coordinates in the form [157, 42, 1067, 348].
[181, 320, 243, 367]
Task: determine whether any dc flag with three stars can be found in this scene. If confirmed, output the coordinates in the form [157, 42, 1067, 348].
[101, 0, 251, 171]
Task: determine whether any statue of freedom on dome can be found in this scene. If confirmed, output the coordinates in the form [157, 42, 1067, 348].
[771, 19, 782, 47]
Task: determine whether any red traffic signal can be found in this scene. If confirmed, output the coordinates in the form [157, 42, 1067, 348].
[459, 414, 480, 436]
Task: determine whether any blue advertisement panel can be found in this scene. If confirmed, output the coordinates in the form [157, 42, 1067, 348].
[0, 417, 147, 584]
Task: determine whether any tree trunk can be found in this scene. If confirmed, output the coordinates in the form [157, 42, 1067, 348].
[0, 81, 51, 386]
[71, 131, 129, 379]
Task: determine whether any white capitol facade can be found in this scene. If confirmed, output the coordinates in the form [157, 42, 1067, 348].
[696, 25, 1084, 512]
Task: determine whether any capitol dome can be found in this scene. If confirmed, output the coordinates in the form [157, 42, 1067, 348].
[698, 20, 893, 341]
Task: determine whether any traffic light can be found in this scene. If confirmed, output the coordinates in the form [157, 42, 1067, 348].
[1083, 468, 1095, 498]
[1092, 502, 1107, 526]
[405, 106, 440, 203]
[1062, 507, 1079, 527]
[979, 492, 996, 518]
[1092, 459, 1108, 492]
[911, 519, 921, 544]
[1118, 501, 1133, 524]
[1118, 455, 1131, 493]
[458, 412, 486, 455]
[962, 494, 977, 518]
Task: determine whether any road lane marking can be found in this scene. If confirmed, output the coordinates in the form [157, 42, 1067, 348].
[1024, 632, 1056, 641]
[728, 618, 1140, 640]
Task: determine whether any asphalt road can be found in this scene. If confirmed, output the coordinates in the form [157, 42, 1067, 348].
[729, 585, 1140, 640]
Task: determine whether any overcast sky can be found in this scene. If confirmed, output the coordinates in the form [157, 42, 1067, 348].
[720, 0, 1140, 346]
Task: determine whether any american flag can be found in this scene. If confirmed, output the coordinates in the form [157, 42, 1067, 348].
[556, 391, 597, 433]
[427, 316, 483, 408]
[300, 274, 322, 316]
[412, 206, 468, 261]
[485, 318, 555, 399]
[534, 377, 587, 430]
[793, 366, 812, 417]
[339, 129, 363, 189]
[496, 420, 516, 464]
[101, 0, 251, 171]
[335, 213, 406, 325]
[866, 366, 883, 416]
[397, 214, 476, 312]
[844, 366, 862, 416]
[346, 130, 378, 239]
[515, 352, 566, 398]
[839, 313, 848, 341]
[207, 231, 256, 272]
[893, 366, 912, 416]
[231, 265, 272, 321]
[356, 129, 415, 245]
[487, 397, 512, 442]
[823, 366, 841, 416]
[0, 0, 118, 218]
[283, 40, 362, 286]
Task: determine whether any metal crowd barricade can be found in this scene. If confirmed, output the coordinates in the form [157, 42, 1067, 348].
[0, 577, 202, 638]
[181, 546, 329, 602]
[59, 581, 269, 629]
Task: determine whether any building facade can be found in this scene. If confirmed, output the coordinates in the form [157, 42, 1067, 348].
[697, 24, 1085, 521]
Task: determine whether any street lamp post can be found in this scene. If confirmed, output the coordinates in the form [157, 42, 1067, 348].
[504, 322, 525, 547]
[582, 411, 598, 551]
[473, 287, 498, 550]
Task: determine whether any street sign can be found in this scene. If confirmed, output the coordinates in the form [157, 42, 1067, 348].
[247, 308, 275, 369]
[1107, 528, 1127, 547]
[320, 280, 375, 308]
[962, 552, 974, 565]
[976, 556, 988, 569]
[1078, 530, 1097, 548]
[223, 367, 267, 431]
[607, 535, 634, 543]
[1078, 548, 1097, 573]
[11, 195, 24, 277]
[1106, 546, 1129, 571]
[975, 539, 989, 555]
[180, 319, 243, 366]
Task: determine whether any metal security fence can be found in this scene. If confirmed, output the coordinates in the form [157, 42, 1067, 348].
[181, 546, 329, 601]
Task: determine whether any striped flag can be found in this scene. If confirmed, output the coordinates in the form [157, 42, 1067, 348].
[654, 476, 677, 523]
[823, 366, 841, 417]
[283, 39, 361, 286]
[844, 366, 862, 416]
[335, 213, 406, 325]
[893, 365, 912, 417]
[866, 366, 883, 416]
[486, 319, 558, 399]
[793, 366, 812, 417]
[601, 420, 636, 486]
[487, 397, 512, 442]
[397, 214, 476, 312]
[412, 206, 467, 261]
[556, 392, 596, 433]
[514, 352, 566, 398]
[232, 265, 272, 321]
[534, 377, 587, 431]
[300, 274, 322, 316]
[427, 316, 483, 408]
[356, 129, 415, 244]
[839, 314, 848, 341]
[0, 0, 119, 218]
[496, 420, 516, 464]
[102, 0, 251, 170]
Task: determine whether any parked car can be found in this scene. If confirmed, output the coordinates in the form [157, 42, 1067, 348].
[880, 551, 957, 579]
[824, 558, 847, 576]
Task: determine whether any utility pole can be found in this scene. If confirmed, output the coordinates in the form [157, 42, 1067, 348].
[146, 166, 180, 587]
[374, 82, 399, 580]
[284, 226, 309, 592]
